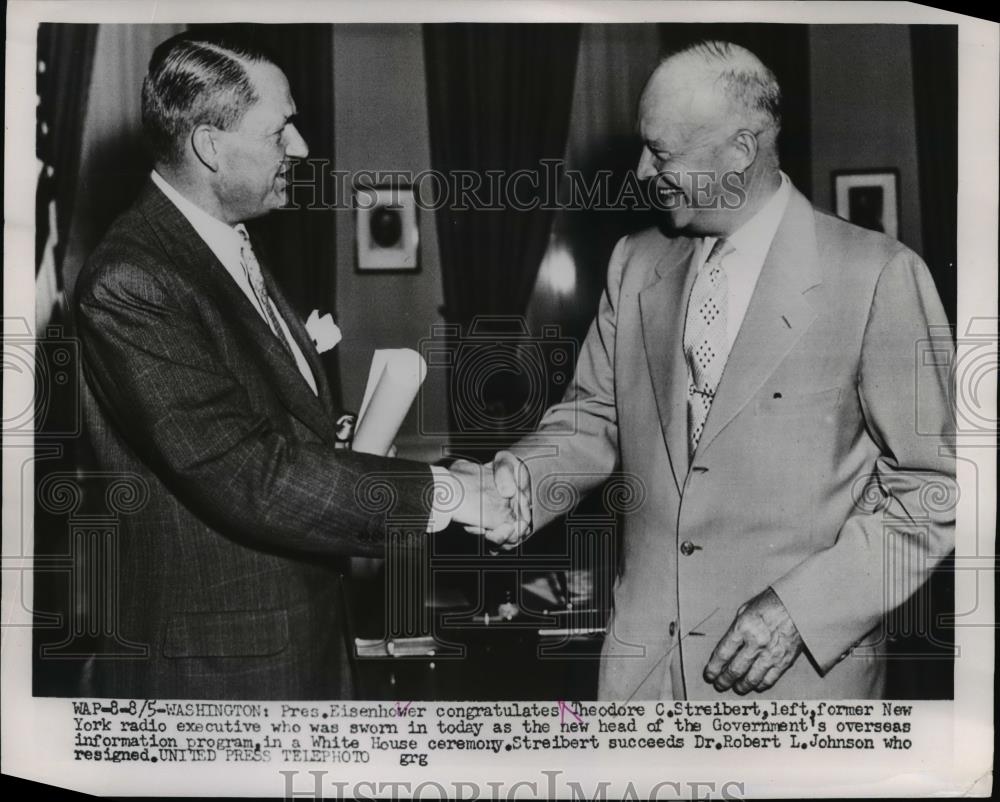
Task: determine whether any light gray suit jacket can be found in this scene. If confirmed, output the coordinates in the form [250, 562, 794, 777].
[514, 185, 955, 700]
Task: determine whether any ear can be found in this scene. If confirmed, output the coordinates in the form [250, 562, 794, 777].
[190, 125, 222, 172]
[730, 129, 759, 174]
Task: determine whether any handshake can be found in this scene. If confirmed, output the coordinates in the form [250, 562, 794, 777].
[442, 452, 533, 550]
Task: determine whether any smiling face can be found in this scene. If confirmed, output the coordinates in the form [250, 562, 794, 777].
[636, 65, 746, 236]
[213, 61, 309, 222]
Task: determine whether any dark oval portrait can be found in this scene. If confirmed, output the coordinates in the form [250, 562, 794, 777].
[369, 205, 403, 248]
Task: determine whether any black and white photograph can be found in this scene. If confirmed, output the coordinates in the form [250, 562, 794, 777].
[832, 168, 900, 238]
[3, 1, 996, 798]
[356, 185, 420, 271]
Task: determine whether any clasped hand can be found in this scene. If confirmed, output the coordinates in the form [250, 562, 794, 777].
[446, 451, 532, 550]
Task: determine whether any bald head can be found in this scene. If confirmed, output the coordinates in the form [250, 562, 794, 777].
[643, 41, 781, 146]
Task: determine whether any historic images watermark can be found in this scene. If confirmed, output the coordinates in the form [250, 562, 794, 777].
[279, 768, 747, 800]
[281, 160, 750, 214]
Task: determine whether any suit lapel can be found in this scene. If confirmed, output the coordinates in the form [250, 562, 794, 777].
[253, 241, 339, 419]
[639, 237, 698, 493]
[695, 188, 822, 455]
[138, 183, 337, 443]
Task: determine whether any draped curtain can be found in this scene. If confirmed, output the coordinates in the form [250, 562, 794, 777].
[423, 23, 580, 438]
[910, 25, 958, 324]
[424, 24, 580, 325]
[659, 24, 812, 198]
[528, 24, 663, 346]
[34, 23, 99, 697]
[36, 24, 98, 283]
[34, 22, 98, 461]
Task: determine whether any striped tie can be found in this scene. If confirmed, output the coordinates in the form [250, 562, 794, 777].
[235, 225, 295, 356]
[683, 238, 733, 456]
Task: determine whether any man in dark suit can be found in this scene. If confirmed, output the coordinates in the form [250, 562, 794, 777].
[493, 41, 954, 699]
[75, 33, 519, 700]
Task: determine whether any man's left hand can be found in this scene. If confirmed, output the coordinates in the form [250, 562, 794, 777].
[703, 587, 804, 694]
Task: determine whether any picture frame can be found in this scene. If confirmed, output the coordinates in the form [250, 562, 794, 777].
[354, 184, 420, 272]
[832, 168, 900, 239]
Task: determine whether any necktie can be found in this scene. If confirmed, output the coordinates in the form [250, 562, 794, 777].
[683, 238, 733, 456]
[235, 225, 295, 357]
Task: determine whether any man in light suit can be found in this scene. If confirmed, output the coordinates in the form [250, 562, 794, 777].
[493, 41, 954, 699]
[75, 33, 519, 700]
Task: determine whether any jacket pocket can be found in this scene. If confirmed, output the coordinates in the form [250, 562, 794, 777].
[754, 386, 842, 416]
[162, 609, 289, 658]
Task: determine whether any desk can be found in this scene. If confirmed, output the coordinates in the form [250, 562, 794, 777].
[344, 564, 603, 701]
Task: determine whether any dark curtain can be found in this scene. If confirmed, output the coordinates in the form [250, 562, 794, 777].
[424, 24, 580, 440]
[191, 24, 341, 405]
[36, 23, 99, 278]
[911, 25, 958, 324]
[33, 20, 99, 490]
[659, 24, 812, 199]
[424, 23, 581, 324]
[33, 23, 99, 696]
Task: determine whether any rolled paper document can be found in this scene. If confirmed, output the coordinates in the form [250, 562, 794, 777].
[352, 348, 427, 456]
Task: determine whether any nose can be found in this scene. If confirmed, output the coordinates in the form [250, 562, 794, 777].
[284, 124, 309, 159]
[636, 146, 656, 181]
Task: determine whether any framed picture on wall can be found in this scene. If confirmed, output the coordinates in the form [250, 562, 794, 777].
[354, 184, 420, 272]
[832, 169, 900, 239]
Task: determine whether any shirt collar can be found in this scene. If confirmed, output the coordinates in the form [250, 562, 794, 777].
[703, 171, 791, 266]
[150, 170, 245, 267]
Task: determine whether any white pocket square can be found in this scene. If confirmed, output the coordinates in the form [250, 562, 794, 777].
[305, 309, 342, 354]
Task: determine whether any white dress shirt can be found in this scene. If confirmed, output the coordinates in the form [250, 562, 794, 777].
[151, 171, 456, 532]
[151, 171, 318, 395]
[695, 171, 792, 353]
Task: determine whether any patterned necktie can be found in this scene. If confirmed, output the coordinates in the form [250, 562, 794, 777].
[235, 225, 295, 356]
[683, 238, 733, 456]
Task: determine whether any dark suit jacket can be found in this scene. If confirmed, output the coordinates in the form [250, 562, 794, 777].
[512, 184, 955, 699]
[75, 180, 434, 700]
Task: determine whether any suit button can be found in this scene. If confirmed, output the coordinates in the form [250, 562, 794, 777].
[668, 622, 677, 637]
[680, 541, 697, 556]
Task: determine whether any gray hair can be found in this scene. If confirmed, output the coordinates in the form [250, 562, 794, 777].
[664, 40, 782, 137]
[141, 33, 273, 166]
